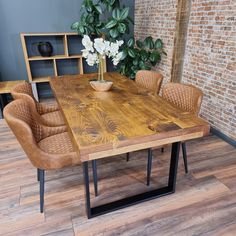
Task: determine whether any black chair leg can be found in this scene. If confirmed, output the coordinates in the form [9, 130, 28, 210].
[0, 94, 8, 118]
[161, 147, 164, 153]
[37, 168, 40, 181]
[39, 169, 45, 213]
[147, 148, 153, 186]
[182, 142, 188, 174]
[126, 153, 130, 162]
[92, 160, 98, 197]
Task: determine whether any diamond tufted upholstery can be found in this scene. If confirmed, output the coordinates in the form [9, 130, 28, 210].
[11, 81, 65, 127]
[162, 83, 203, 115]
[3, 99, 78, 170]
[135, 70, 163, 95]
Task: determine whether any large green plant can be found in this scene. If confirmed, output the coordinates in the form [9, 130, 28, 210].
[71, 0, 165, 79]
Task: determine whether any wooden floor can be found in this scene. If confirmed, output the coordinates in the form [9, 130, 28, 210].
[0, 118, 236, 235]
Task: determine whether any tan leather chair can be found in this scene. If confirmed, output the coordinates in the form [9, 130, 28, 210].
[11, 81, 65, 127]
[162, 82, 203, 173]
[135, 70, 163, 95]
[4, 99, 98, 213]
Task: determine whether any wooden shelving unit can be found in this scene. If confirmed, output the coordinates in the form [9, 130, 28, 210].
[20, 32, 91, 83]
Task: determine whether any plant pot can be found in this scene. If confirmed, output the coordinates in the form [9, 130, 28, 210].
[90, 81, 113, 92]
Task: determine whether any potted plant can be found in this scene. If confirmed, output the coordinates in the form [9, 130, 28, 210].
[71, 0, 166, 80]
[81, 35, 123, 91]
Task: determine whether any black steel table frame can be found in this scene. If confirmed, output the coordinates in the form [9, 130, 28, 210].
[83, 142, 180, 219]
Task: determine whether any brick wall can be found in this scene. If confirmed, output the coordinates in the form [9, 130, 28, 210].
[182, 0, 236, 140]
[134, 0, 236, 140]
[135, 0, 178, 84]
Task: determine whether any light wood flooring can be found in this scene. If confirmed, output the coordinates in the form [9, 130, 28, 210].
[0, 119, 236, 236]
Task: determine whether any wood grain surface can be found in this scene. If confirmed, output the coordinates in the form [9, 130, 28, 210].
[50, 73, 210, 162]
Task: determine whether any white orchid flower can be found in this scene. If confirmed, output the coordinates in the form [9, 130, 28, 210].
[81, 49, 89, 58]
[104, 41, 111, 55]
[94, 38, 106, 55]
[109, 42, 119, 57]
[86, 53, 98, 66]
[82, 36, 123, 68]
[112, 52, 123, 66]
[117, 40, 124, 47]
[82, 35, 94, 52]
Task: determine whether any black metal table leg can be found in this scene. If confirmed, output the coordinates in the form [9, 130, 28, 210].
[83, 162, 92, 219]
[182, 142, 188, 174]
[147, 148, 153, 186]
[83, 142, 180, 219]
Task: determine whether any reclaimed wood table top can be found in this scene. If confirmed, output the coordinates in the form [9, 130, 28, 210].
[50, 72, 210, 162]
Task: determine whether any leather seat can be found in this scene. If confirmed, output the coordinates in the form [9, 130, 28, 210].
[3, 99, 98, 213]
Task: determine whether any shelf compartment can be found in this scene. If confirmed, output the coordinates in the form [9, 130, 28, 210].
[67, 35, 84, 56]
[67, 34, 97, 56]
[30, 60, 55, 82]
[56, 58, 81, 76]
[25, 35, 65, 58]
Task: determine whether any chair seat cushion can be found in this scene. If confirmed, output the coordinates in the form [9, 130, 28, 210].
[38, 132, 74, 154]
[41, 110, 65, 126]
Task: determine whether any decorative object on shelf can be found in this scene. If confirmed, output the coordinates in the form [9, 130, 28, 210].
[71, 0, 166, 79]
[37, 42, 53, 57]
[21, 33, 93, 84]
[82, 35, 123, 91]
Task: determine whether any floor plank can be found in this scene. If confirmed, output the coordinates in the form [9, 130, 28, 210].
[0, 117, 236, 235]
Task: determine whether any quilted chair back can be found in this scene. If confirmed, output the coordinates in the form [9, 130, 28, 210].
[162, 83, 203, 115]
[135, 70, 163, 95]
[11, 81, 43, 114]
[4, 99, 55, 169]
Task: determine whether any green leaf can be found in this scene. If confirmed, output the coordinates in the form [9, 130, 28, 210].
[140, 50, 149, 61]
[127, 38, 135, 47]
[120, 7, 129, 20]
[118, 23, 127, 33]
[155, 39, 164, 49]
[71, 22, 79, 30]
[144, 36, 154, 49]
[136, 40, 143, 48]
[128, 49, 136, 58]
[112, 8, 121, 20]
[94, 5, 102, 14]
[139, 60, 145, 69]
[120, 50, 127, 60]
[133, 59, 139, 66]
[109, 28, 119, 38]
[86, 15, 94, 24]
[150, 51, 161, 65]
[105, 19, 118, 29]
[78, 25, 85, 34]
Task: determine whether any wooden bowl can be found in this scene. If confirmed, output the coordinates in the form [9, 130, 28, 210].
[90, 81, 113, 92]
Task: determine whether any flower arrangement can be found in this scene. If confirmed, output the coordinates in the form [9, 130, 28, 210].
[81, 35, 123, 82]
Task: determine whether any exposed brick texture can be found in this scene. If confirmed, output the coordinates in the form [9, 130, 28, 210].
[135, 0, 178, 85]
[134, 0, 236, 140]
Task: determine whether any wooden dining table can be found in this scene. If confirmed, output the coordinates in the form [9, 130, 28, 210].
[50, 72, 210, 219]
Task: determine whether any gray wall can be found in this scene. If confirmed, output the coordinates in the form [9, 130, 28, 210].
[0, 0, 134, 97]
